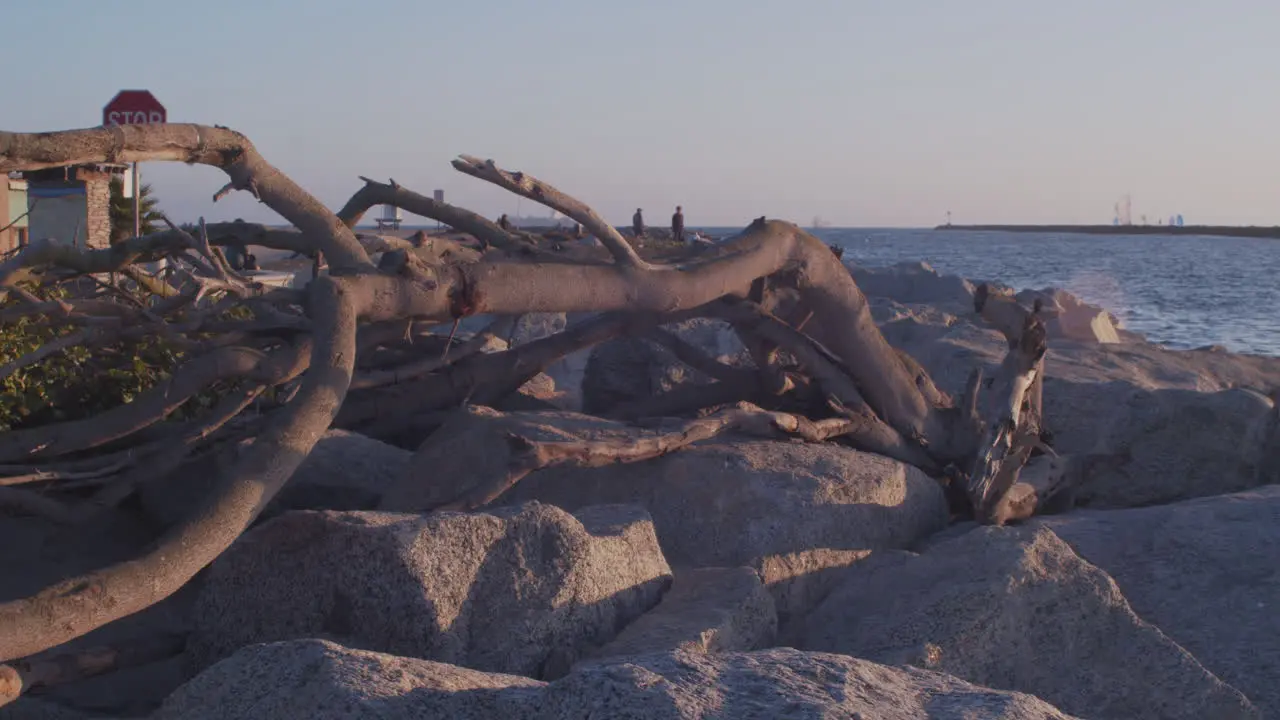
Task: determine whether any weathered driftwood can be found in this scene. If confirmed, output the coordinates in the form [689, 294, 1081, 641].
[432, 402, 867, 512]
[0, 633, 185, 705]
[0, 122, 1052, 676]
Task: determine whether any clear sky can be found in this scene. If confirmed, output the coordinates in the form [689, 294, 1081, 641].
[6, 0, 1279, 227]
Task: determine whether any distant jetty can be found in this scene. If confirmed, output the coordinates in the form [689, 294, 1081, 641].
[934, 224, 1280, 240]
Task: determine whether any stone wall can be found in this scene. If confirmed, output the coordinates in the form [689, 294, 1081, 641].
[80, 168, 113, 249]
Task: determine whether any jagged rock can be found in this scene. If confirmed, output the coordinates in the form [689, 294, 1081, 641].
[586, 567, 775, 661]
[154, 638, 1080, 720]
[496, 372, 563, 413]
[139, 429, 412, 527]
[1017, 287, 1123, 343]
[849, 260, 977, 308]
[752, 548, 872, 641]
[380, 408, 950, 567]
[1043, 486, 1280, 719]
[510, 313, 568, 345]
[795, 525, 1258, 720]
[581, 317, 747, 415]
[185, 502, 671, 680]
[1074, 387, 1277, 508]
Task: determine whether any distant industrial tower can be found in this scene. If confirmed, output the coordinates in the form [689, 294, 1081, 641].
[1112, 194, 1132, 226]
[375, 204, 403, 231]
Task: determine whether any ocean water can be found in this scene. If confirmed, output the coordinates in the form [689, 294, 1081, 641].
[694, 227, 1280, 357]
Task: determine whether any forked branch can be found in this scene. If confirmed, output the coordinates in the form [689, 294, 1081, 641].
[451, 155, 649, 267]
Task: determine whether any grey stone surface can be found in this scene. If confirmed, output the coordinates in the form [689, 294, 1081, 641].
[154, 638, 1080, 719]
[1073, 387, 1277, 509]
[382, 407, 949, 567]
[581, 317, 747, 415]
[751, 548, 873, 641]
[139, 429, 412, 526]
[498, 438, 949, 567]
[850, 260, 977, 308]
[795, 525, 1258, 720]
[1043, 486, 1280, 719]
[587, 567, 775, 660]
[186, 502, 671, 680]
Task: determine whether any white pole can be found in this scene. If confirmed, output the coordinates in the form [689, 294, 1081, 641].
[132, 162, 141, 239]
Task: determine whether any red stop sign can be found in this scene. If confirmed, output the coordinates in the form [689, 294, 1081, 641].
[103, 90, 167, 126]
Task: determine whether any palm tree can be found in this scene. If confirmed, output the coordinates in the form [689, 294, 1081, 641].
[109, 177, 166, 243]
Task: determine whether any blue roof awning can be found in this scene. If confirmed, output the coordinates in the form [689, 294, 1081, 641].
[28, 186, 86, 199]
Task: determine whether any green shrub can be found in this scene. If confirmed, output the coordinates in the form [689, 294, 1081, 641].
[0, 286, 237, 432]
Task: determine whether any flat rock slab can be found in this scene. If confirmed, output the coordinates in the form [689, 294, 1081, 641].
[186, 502, 671, 680]
[586, 566, 776, 660]
[795, 525, 1258, 720]
[1042, 486, 1280, 719]
[155, 638, 1080, 719]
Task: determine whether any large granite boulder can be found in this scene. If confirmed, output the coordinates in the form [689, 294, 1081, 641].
[154, 639, 1080, 719]
[795, 525, 1257, 720]
[849, 260, 977, 309]
[752, 548, 873, 641]
[1043, 486, 1280, 719]
[139, 429, 412, 527]
[379, 408, 950, 567]
[1072, 387, 1277, 508]
[1016, 287, 1121, 344]
[585, 567, 776, 661]
[186, 502, 671, 679]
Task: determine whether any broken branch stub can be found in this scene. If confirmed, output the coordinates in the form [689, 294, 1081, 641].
[967, 309, 1050, 523]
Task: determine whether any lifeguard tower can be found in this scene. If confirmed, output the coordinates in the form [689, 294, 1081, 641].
[375, 204, 403, 231]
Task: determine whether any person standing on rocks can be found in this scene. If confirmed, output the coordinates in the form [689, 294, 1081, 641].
[632, 208, 645, 238]
[498, 214, 511, 230]
[672, 205, 685, 244]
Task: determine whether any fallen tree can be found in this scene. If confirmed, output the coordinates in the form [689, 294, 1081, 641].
[0, 123, 1068, 677]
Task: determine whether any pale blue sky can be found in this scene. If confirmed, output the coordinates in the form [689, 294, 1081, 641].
[6, 1, 1279, 226]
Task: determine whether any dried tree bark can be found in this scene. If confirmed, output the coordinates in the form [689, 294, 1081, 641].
[434, 402, 870, 512]
[0, 122, 1054, 673]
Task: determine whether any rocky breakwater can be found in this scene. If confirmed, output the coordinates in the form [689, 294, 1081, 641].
[4, 260, 1279, 720]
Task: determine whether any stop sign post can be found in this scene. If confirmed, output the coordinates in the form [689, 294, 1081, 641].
[102, 90, 168, 239]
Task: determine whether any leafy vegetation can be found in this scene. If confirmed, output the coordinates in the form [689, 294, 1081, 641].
[0, 284, 249, 432]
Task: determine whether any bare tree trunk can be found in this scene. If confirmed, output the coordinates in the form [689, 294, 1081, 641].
[0, 123, 1055, 671]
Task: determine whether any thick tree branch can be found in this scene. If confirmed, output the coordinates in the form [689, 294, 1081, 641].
[345, 220, 944, 454]
[647, 327, 756, 386]
[337, 177, 536, 253]
[708, 298, 935, 469]
[0, 342, 309, 463]
[0, 275, 357, 662]
[0, 124, 372, 273]
[451, 155, 648, 268]
[434, 402, 872, 512]
[0, 235, 190, 288]
[0, 633, 185, 705]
